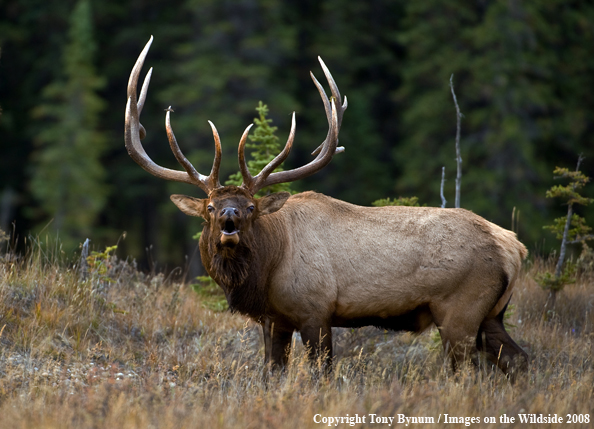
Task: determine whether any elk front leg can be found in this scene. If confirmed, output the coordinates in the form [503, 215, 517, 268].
[262, 318, 293, 370]
[300, 323, 333, 372]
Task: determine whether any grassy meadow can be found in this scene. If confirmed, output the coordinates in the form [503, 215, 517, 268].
[0, 240, 593, 428]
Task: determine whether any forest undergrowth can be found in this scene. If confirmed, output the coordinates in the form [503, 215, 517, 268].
[0, 240, 592, 428]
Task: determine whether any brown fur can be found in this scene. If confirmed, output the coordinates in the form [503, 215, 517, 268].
[171, 188, 528, 376]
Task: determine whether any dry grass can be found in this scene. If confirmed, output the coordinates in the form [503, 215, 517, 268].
[0, 242, 593, 428]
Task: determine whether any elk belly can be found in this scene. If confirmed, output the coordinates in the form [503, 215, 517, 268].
[220, 231, 240, 246]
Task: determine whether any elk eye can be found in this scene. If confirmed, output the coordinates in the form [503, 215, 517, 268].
[207, 204, 215, 213]
[247, 205, 255, 213]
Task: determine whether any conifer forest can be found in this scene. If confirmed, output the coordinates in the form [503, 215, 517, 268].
[2, 0, 593, 272]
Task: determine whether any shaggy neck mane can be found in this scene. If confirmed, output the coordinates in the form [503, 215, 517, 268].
[206, 229, 268, 319]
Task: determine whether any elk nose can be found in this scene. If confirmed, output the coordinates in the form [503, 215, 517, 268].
[221, 207, 239, 217]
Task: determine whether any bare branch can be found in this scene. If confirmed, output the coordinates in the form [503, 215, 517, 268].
[568, 235, 594, 245]
[450, 74, 462, 209]
[577, 153, 584, 170]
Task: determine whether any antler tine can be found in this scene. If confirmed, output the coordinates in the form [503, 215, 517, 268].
[127, 37, 152, 105]
[319, 57, 348, 114]
[207, 121, 223, 189]
[309, 72, 346, 157]
[165, 108, 211, 194]
[310, 72, 331, 130]
[311, 56, 348, 156]
[136, 68, 152, 139]
[137, 67, 152, 117]
[244, 112, 296, 193]
[125, 36, 222, 194]
[238, 124, 256, 191]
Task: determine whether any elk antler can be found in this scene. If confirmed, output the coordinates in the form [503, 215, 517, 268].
[239, 57, 348, 195]
[125, 36, 222, 194]
[126, 38, 346, 197]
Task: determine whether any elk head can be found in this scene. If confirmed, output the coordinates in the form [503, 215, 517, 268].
[124, 36, 347, 249]
[170, 187, 290, 248]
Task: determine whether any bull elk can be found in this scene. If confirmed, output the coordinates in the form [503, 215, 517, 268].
[125, 37, 528, 376]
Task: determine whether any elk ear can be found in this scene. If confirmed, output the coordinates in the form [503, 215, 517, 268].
[170, 194, 208, 219]
[257, 192, 291, 215]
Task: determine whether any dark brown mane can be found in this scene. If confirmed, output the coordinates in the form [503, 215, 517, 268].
[204, 228, 268, 319]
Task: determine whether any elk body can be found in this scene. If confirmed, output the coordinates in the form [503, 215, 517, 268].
[126, 37, 528, 376]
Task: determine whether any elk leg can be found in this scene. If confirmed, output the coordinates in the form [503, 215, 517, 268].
[300, 324, 333, 371]
[477, 317, 528, 377]
[431, 306, 481, 372]
[263, 318, 293, 369]
[438, 328, 478, 372]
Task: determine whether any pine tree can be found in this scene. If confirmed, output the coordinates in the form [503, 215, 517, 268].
[29, 0, 107, 251]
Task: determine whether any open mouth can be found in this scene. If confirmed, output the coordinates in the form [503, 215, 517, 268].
[222, 219, 239, 235]
[220, 219, 240, 246]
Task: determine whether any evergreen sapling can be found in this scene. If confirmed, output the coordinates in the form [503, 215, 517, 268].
[225, 101, 294, 196]
[536, 156, 593, 309]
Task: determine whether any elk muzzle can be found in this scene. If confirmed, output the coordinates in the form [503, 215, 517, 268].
[219, 207, 241, 246]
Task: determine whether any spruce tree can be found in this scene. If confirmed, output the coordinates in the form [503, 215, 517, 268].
[226, 102, 294, 196]
[29, 0, 107, 251]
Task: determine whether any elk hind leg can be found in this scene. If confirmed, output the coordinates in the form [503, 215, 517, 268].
[477, 313, 528, 377]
